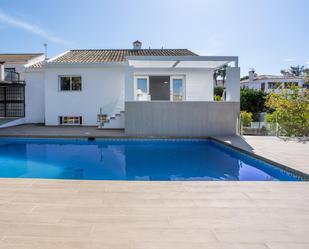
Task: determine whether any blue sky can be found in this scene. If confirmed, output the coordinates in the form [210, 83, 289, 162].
[0, 0, 308, 76]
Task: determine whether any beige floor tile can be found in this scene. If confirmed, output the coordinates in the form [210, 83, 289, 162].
[91, 227, 217, 242]
[59, 214, 169, 227]
[1, 236, 130, 249]
[214, 228, 309, 243]
[1, 223, 92, 238]
[266, 242, 309, 249]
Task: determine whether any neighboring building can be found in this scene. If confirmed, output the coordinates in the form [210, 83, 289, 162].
[241, 70, 304, 93]
[0, 53, 44, 81]
[0, 53, 44, 121]
[1, 41, 241, 136]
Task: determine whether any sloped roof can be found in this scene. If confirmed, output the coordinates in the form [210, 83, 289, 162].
[0, 53, 44, 63]
[26, 60, 45, 69]
[50, 49, 198, 64]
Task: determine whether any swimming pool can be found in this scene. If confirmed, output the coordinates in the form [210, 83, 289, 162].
[0, 138, 303, 181]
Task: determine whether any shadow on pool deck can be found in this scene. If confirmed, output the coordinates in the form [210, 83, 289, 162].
[0, 124, 126, 138]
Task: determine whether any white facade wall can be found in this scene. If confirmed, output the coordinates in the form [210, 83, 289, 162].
[44, 65, 126, 126]
[25, 71, 45, 123]
[25, 65, 222, 127]
[126, 67, 214, 101]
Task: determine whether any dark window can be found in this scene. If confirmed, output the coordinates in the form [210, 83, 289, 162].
[5, 68, 16, 72]
[261, 82, 265, 92]
[60, 76, 81, 91]
[284, 82, 298, 88]
[59, 116, 82, 125]
[60, 77, 71, 91]
[71, 77, 82, 90]
[268, 82, 282, 89]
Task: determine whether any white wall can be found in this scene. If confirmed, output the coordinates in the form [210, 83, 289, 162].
[226, 67, 240, 101]
[126, 68, 214, 101]
[25, 71, 45, 123]
[44, 65, 126, 126]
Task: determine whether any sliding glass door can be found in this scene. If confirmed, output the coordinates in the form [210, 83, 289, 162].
[171, 76, 185, 101]
[135, 77, 149, 101]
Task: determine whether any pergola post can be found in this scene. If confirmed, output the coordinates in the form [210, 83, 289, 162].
[225, 67, 240, 101]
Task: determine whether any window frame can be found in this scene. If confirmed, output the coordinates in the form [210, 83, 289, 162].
[134, 76, 149, 100]
[170, 76, 186, 101]
[58, 116, 82, 125]
[58, 75, 82, 92]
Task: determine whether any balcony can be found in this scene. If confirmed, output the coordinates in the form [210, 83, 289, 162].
[3, 70, 25, 84]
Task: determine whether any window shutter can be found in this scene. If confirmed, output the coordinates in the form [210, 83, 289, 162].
[59, 116, 63, 125]
[80, 116, 82, 125]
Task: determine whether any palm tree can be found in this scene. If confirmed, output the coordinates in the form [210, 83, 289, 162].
[289, 65, 304, 76]
[213, 65, 228, 87]
[280, 65, 305, 77]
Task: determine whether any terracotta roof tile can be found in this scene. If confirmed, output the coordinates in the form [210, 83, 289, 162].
[26, 60, 45, 69]
[50, 49, 198, 64]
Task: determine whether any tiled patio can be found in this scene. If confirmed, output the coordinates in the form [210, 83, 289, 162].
[0, 179, 308, 249]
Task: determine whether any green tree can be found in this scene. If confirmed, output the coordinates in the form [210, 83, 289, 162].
[265, 87, 309, 136]
[240, 88, 268, 113]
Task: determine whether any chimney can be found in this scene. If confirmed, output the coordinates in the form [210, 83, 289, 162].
[0, 62, 5, 82]
[132, 40, 142, 50]
[249, 69, 255, 82]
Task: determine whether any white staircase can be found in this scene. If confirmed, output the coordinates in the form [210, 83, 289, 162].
[98, 88, 125, 128]
[100, 111, 125, 129]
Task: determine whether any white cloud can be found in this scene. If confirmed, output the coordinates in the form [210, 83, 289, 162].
[283, 58, 296, 62]
[0, 9, 69, 46]
[306, 61, 309, 64]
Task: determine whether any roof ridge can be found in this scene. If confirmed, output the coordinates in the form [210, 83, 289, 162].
[70, 48, 192, 51]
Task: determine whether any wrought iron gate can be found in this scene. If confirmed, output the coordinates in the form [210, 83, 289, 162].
[0, 85, 25, 117]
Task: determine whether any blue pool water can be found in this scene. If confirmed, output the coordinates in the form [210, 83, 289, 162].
[0, 138, 301, 181]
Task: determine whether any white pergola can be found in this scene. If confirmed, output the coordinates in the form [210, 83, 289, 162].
[126, 56, 238, 69]
[126, 56, 240, 101]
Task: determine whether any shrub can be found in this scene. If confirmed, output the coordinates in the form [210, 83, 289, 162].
[265, 87, 309, 136]
[240, 111, 253, 127]
[240, 88, 268, 113]
[214, 86, 224, 97]
[214, 95, 222, 101]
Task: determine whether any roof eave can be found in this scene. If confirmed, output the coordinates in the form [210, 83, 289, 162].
[44, 61, 127, 68]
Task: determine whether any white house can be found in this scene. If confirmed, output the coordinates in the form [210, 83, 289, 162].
[241, 70, 304, 93]
[1, 41, 240, 136]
